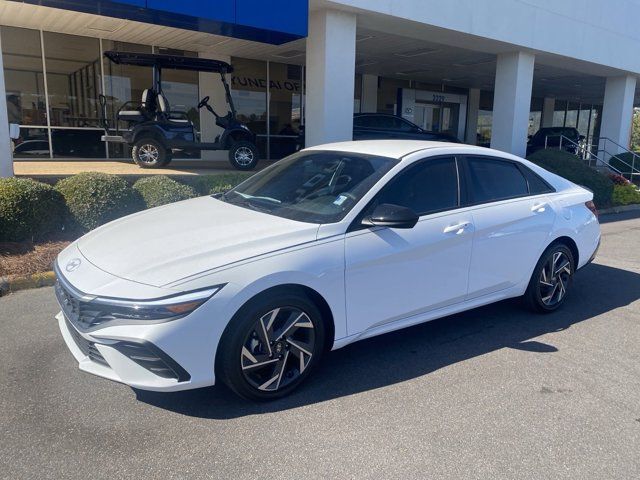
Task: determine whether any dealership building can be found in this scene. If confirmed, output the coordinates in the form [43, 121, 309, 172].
[1, 0, 639, 176]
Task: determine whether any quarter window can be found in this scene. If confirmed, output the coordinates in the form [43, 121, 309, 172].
[373, 157, 459, 215]
[466, 157, 529, 204]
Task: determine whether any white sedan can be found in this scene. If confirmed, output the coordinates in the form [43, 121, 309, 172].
[54, 140, 600, 400]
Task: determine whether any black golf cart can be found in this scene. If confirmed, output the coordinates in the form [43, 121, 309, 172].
[99, 51, 259, 170]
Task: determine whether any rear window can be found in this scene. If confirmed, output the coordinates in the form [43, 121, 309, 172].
[466, 157, 529, 204]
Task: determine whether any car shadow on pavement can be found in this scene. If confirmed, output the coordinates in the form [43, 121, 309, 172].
[135, 262, 640, 418]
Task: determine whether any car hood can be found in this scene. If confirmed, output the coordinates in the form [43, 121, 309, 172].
[76, 196, 320, 287]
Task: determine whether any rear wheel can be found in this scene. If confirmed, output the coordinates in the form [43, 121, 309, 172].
[524, 243, 574, 313]
[217, 292, 326, 401]
[132, 138, 168, 168]
[228, 141, 259, 170]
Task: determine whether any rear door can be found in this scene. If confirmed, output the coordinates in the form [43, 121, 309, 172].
[462, 156, 557, 298]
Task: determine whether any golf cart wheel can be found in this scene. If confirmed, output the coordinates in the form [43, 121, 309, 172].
[228, 141, 259, 171]
[132, 138, 168, 169]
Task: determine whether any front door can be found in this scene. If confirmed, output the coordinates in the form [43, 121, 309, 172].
[345, 156, 473, 336]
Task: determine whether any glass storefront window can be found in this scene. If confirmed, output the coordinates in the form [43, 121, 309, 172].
[51, 128, 105, 158]
[230, 57, 268, 155]
[553, 100, 567, 127]
[578, 105, 592, 138]
[1, 27, 47, 126]
[565, 102, 579, 128]
[268, 61, 302, 159]
[12, 127, 49, 158]
[43, 32, 102, 128]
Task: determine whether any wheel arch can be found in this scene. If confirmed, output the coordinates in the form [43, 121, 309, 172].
[132, 126, 167, 146]
[220, 283, 336, 356]
[221, 128, 256, 149]
[549, 235, 580, 267]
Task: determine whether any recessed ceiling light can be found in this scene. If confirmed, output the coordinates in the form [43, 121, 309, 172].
[452, 57, 495, 67]
[86, 17, 125, 33]
[356, 34, 375, 42]
[395, 47, 439, 58]
[272, 50, 305, 59]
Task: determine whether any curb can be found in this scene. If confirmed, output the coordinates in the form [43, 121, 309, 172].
[598, 204, 640, 216]
[0, 271, 56, 296]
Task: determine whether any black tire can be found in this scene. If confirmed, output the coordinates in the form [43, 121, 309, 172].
[228, 141, 259, 170]
[216, 291, 326, 401]
[132, 138, 167, 168]
[524, 243, 575, 313]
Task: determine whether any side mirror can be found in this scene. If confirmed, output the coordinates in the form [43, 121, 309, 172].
[362, 203, 419, 229]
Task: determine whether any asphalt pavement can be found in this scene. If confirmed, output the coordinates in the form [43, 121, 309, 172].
[1, 212, 639, 480]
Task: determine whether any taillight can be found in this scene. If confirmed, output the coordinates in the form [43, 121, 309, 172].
[585, 200, 598, 218]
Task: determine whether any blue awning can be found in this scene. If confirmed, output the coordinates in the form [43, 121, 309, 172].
[11, 0, 308, 45]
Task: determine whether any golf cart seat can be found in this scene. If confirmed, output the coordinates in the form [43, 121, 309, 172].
[157, 94, 192, 124]
[117, 88, 156, 123]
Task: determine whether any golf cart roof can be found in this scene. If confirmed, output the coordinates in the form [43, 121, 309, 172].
[104, 51, 233, 74]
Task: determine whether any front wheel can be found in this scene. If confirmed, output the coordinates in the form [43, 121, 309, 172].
[217, 292, 326, 401]
[228, 141, 259, 170]
[524, 243, 575, 313]
[132, 138, 168, 168]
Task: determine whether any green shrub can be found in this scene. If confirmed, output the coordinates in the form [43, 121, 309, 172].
[609, 152, 640, 175]
[133, 175, 197, 208]
[612, 184, 640, 206]
[56, 172, 143, 232]
[0, 177, 67, 242]
[527, 149, 614, 208]
[184, 173, 252, 195]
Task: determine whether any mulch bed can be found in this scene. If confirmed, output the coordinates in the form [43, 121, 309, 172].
[0, 241, 71, 280]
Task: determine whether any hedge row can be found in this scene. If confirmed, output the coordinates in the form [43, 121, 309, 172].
[526, 149, 614, 208]
[0, 172, 252, 242]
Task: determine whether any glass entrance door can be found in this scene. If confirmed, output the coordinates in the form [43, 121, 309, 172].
[415, 102, 460, 136]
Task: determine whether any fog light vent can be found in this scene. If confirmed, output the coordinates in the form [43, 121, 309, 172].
[113, 341, 190, 382]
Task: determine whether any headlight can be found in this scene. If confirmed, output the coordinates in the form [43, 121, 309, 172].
[88, 286, 224, 322]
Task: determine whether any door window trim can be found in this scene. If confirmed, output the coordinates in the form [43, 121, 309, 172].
[459, 155, 555, 207]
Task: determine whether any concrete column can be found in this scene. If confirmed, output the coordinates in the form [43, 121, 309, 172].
[465, 88, 480, 145]
[541, 97, 555, 128]
[198, 52, 232, 161]
[490, 51, 535, 157]
[305, 9, 356, 147]
[0, 32, 13, 177]
[360, 74, 378, 113]
[599, 74, 637, 158]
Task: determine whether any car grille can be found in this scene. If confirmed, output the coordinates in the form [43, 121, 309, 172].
[64, 316, 109, 367]
[54, 279, 112, 330]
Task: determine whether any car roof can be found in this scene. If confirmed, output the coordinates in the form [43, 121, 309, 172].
[304, 140, 514, 160]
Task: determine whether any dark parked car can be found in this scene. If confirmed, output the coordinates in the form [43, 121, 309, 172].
[297, 113, 460, 150]
[353, 113, 461, 142]
[527, 127, 584, 156]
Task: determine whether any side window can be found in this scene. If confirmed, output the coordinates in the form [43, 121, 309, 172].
[354, 116, 373, 128]
[466, 157, 529, 204]
[374, 157, 459, 215]
[519, 165, 555, 194]
[391, 117, 416, 132]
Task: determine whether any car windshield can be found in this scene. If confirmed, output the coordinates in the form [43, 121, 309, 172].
[219, 150, 398, 224]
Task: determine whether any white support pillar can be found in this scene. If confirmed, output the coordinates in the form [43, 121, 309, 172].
[541, 97, 555, 128]
[0, 32, 13, 177]
[465, 88, 480, 145]
[198, 52, 232, 161]
[305, 9, 356, 147]
[599, 74, 637, 159]
[360, 74, 378, 113]
[490, 51, 535, 157]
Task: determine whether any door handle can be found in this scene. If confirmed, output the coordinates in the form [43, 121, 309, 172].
[531, 202, 548, 213]
[443, 221, 471, 234]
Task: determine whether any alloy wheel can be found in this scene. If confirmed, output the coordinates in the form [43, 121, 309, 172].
[538, 251, 572, 306]
[240, 306, 316, 392]
[139, 144, 159, 164]
[234, 147, 254, 167]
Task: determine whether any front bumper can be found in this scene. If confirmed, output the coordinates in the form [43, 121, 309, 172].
[57, 311, 203, 392]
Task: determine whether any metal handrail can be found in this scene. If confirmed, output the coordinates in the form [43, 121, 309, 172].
[545, 134, 640, 181]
